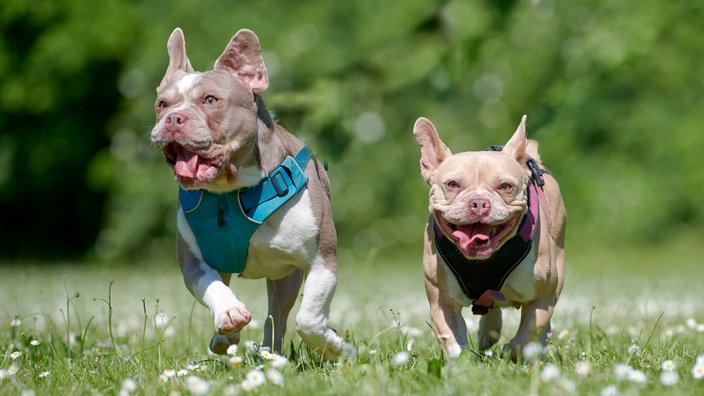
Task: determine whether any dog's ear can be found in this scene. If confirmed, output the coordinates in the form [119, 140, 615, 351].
[413, 117, 452, 183]
[159, 28, 194, 89]
[214, 29, 269, 96]
[503, 115, 528, 165]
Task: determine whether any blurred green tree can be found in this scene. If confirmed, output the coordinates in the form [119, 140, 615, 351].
[1, 0, 703, 263]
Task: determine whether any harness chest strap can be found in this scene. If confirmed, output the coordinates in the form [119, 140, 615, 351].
[179, 146, 312, 274]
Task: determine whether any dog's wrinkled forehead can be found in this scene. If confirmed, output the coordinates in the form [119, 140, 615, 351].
[434, 152, 526, 185]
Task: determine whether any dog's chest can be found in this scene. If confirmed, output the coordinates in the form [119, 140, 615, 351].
[178, 188, 320, 279]
[242, 190, 320, 278]
[442, 246, 538, 307]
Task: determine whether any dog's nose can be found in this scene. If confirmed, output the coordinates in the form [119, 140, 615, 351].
[165, 111, 189, 128]
[469, 198, 491, 216]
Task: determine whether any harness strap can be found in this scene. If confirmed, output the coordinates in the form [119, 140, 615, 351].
[239, 146, 312, 222]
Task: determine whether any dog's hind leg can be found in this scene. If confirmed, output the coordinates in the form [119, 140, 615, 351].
[295, 257, 343, 360]
[478, 309, 502, 351]
[264, 268, 304, 354]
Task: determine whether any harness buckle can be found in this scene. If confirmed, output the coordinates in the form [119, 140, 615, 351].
[270, 170, 289, 197]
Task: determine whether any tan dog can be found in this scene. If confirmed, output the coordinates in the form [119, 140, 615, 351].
[413, 116, 566, 361]
[151, 28, 345, 360]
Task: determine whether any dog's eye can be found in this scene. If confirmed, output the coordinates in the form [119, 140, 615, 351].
[204, 95, 219, 105]
[445, 180, 460, 189]
[499, 183, 514, 193]
[157, 100, 168, 110]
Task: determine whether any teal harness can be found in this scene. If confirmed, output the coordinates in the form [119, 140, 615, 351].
[179, 147, 312, 273]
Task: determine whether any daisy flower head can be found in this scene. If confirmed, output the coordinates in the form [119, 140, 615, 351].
[186, 376, 210, 395]
[614, 364, 632, 381]
[692, 360, 704, 380]
[10, 318, 21, 327]
[391, 351, 410, 366]
[30, 340, 40, 346]
[660, 370, 679, 386]
[260, 350, 275, 360]
[270, 355, 289, 369]
[406, 339, 415, 352]
[8, 366, 18, 375]
[686, 318, 697, 330]
[11, 351, 22, 360]
[600, 384, 619, 396]
[38, 371, 50, 379]
[0, 369, 9, 380]
[228, 356, 244, 370]
[245, 369, 266, 387]
[401, 326, 422, 338]
[158, 374, 168, 384]
[522, 342, 543, 362]
[162, 369, 176, 378]
[121, 378, 137, 392]
[177, 369, 189, 377]
[696, 354, 704, 366]
[627, 369, 647, 384]
[627, 344, 641, 356]
[266, 368, 284, 386]
[661, 360, 676, 371]
[540, 364, 561, 382]
[226, 344, 238, 356]
[575, 360, 593, 377]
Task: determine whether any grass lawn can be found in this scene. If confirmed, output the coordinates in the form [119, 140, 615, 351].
[1, 237, 703, 395]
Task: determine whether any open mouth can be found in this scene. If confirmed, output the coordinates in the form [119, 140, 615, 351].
[163, 143, 223, 187]
[437, 214, 520, 258]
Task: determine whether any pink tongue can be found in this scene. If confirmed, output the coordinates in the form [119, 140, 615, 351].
[174, 147, 200, 179]
[452, 223, 492, 251]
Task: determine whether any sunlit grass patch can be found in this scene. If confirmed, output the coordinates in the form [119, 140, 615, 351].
[1, 245, 703, 395]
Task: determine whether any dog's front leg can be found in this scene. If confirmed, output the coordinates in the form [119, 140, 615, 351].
[425, 281, 467, 358]
[177, 212, 251, 354]
[264, 268, 304, 354]
[294, 257, 343, 360]
[503, 297, 555, 361]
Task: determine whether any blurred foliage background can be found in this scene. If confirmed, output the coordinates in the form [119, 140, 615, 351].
[1, 0, 703, 264]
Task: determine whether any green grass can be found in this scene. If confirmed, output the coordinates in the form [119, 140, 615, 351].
[1, 240, 704, 395]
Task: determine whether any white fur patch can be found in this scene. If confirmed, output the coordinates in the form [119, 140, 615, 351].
[175, 73, 201, 96]
[243, 190, 319, 278]
[502, 247, 538, 302]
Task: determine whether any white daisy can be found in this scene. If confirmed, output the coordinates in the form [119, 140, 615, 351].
[266, 368, 284, 386]
[121, 378, 137, 392]
[614, 364, 632, 381]
[575, 360, 592, 377]
[541, 364, 561, 382]
[660, 370, 679, 386]
[391, 351, 409, 366]
[186, 376, 210, 395]
[661, 360, 676, 371]
[246, 369, 265, 387]
[627, 369, 647, 384]
[600, 384, 619, 396]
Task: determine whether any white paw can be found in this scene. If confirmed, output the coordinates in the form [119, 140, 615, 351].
[214, 305, 251, 335]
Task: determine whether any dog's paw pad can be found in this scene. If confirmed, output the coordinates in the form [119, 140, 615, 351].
[209, 332, 241, 355]
[215, 306, 251, 334]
